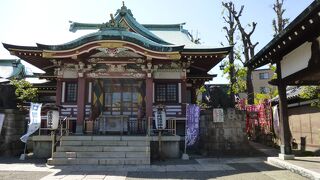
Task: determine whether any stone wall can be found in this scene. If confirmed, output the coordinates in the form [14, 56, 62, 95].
[149, 135, 180, 159]
[199, 108, 249, 155]
[0, 109, 26, 156]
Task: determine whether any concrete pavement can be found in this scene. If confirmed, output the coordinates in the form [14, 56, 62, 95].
[250, 141, 320, 180]
[268, 156, 320, 180]
[0, 156, 307, 180]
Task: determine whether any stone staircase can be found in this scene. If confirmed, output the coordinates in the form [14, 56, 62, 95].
[47, 136, 150, 165]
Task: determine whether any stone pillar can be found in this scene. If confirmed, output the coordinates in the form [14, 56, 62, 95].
[276, 62, 293, 159]
[76, 76, 86, 134]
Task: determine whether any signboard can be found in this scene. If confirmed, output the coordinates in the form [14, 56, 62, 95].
[213, 108, 224, 122]
[186, 104, 200, 146]
[20, 103, 42, 143]
[0, 113, 4, 134]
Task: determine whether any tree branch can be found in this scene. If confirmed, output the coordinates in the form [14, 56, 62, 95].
[248, 22, 257, 37]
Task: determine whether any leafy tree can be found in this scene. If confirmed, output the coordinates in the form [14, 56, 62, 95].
[300, 86, 320, 108]
[10, 79, 38, 110]
[222, 49, 247, 95]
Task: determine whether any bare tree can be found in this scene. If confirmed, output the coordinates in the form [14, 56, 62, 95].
[270, 0, 289, 97]
[223, 2, 258, 105]
[222, 2, 237, 106]
[272, 0, 289, 36]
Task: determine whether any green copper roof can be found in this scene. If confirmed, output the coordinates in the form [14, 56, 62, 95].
[0, 59, 24, 79]
[113, 5, 171, 45]
[37, 29, 184, 52]
[0, 59, 45, 79]
[69, 4, 171, 46]
[143, 23, 185, 31]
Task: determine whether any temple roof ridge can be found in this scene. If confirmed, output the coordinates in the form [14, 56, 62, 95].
[142, 23, 186, 31]
[35, 30, 184, 52]
[69, 2, 171, 45]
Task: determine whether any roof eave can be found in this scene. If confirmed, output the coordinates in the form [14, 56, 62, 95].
[245, 0, 320, 68]
[182, 46, 232, 54]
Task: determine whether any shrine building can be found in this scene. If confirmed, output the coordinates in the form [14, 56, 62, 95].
[3, 3, 231, 136]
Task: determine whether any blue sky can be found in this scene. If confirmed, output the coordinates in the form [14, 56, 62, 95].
[0, 0, 314, 83]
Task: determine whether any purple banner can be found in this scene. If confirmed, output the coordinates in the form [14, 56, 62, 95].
[186, 104, 200, 146]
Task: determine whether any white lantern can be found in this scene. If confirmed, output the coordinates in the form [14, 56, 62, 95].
[155, 106, 166, 130]
[47, 110, 59, 130]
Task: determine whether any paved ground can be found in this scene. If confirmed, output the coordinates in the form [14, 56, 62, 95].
[0, 156, 308, 180]
[250, 141, 320, 179]
[1, 142, 318, 179]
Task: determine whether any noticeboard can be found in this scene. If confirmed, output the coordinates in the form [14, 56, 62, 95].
[213, 108, 224, 122]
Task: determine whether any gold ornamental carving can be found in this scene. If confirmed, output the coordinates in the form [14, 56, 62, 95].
[42, 52, 54, 58]
[99, 42, 124, 48]
[167, 53, 181, 60]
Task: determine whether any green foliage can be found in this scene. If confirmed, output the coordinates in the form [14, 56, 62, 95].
[222, 60, 247, 94]
[299, 86, 320, 108]
[10, 79, 38, 103]
[196, 86, 208, 108]
[270, 65, 277, 80]
[254, 93, 271, 104]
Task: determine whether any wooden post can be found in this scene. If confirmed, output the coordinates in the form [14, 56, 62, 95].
[76, 76, 86, 134]
[276, 62, 293, 158]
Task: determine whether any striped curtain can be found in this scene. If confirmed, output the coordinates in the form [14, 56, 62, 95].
[93, 79, 104, 115]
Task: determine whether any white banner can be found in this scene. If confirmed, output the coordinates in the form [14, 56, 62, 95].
[272, 105, 280, 137]
[213, 108, 224, 122]
[0, 113, 5, 134]
[20, 103, 42, 143]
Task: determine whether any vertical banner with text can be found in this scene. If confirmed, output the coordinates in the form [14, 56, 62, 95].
[186, 104, 200, 146]
[0, 113, 4, 134]
[20, 103, 42, 143]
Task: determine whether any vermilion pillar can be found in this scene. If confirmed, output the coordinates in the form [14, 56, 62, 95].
[146, 75, 153, 122]
[56, 78, 62, 106]
[76, 76, 86, 134]
[181, 79, 187, 116]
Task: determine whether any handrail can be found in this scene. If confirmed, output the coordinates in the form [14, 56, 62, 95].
[55, 116, 70, 146]
[50, 116, 70, 158]
[148, 117, 182, 136]
[38, 116, 70, 136]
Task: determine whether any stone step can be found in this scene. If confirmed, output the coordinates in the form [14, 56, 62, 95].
[53, 151, 150, 158]
[49, 136, 151, 165]
[60, 136, 148, 141]
[103, 146, 149, 152]
[47, 157, 150, 165]
[60, 140, 149, 146]
[56, 146, 149, 152]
